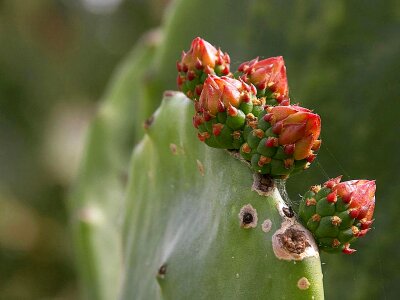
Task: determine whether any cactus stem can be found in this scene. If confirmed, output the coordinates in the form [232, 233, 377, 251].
[239, 204, 258, 229]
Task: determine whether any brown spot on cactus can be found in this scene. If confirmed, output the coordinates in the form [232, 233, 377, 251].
[196, 160, 205, 176]
[239, 204, 258, 229]
[252, 173, 274, 195]
[297, 277, 311, 290]
[282, 206, 295, 218]
[277, 228, 310, 254]
[262, 219, 273, 233]
[170, 143, 178, 155]
[157, 264, 167, 279]
[143, 115, 154, 130]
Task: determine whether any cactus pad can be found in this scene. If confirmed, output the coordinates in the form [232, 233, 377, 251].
[120, 93, 324, 299]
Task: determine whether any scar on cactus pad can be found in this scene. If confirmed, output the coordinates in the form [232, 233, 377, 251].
[177, 37, 376, 255]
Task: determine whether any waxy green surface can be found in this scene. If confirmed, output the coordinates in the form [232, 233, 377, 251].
[120, 93, 323, 299]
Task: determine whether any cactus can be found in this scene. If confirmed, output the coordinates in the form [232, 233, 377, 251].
[120, 92, 324, 299]
[70, 1, 380, 299]
[299, 176, 376, 254]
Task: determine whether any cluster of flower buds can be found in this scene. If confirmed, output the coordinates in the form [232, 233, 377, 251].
[177, 37, 231, 100]
[299, 177, 376, 254]
[177, 37, 323, 178]
[238, 56, 289, 105]
[176, 37, 376, 254]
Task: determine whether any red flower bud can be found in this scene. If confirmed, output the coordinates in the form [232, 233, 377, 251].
[333, 180, 376, 221]
[267, 105, 321, 160]
[198, 75, 255, 116]
[238, 56, 289, 103]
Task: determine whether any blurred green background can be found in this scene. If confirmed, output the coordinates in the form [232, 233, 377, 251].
[0, 0, 399, 299]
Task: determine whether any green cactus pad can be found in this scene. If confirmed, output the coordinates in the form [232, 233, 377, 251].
[121, 93, 324, 299]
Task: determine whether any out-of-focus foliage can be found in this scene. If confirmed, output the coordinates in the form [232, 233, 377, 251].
[1, 0, 399, 299]
[0, 0, 166, 298]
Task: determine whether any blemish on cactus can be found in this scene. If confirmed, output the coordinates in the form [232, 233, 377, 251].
[282, 206, 294, 218]
[278, 228, 310, 254]
[262, 219, 272, 233]
[143, 115, 154, 130]
[169, 143, 179, 155]
[78, 205, 104, 225]
[252, 173, 274, 196]
[297, 277, 311, 290]
[157, 264, 167, 279]
[272, 221, 319, 260]
[196, 159, 205, 176]
[239, 204, 258, 229]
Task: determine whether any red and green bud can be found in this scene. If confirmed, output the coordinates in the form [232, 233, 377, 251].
[193, 75, 259, 149]
[238, 56, 289, 105]
[236, 104, 321, 178]
[267, 105, 321, 161]
[299, 177, 376, 254]
[177, 37, 231, 100]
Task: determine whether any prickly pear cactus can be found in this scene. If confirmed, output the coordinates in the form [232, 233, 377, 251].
[120, 92, 324, 299]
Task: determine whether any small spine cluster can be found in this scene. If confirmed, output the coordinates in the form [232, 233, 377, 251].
[298, 177, 376, 254]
